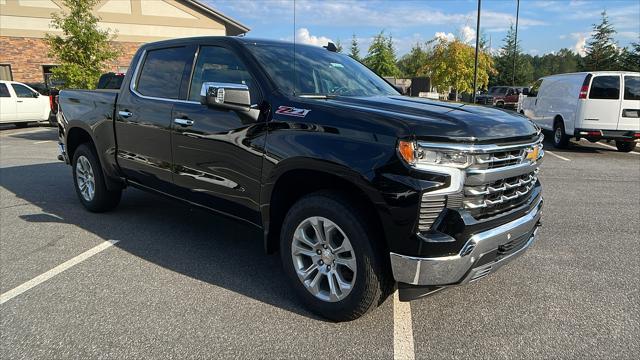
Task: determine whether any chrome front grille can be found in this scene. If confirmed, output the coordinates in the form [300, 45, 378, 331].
[463, 170, 538, 210]
[475, 149, 524, 169]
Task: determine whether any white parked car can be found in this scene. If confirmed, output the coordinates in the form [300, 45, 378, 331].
[521, 71, 640, 152]
[0, 80, 51, 128]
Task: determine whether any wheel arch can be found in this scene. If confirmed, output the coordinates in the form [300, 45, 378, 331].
[262, 163, 386, 255]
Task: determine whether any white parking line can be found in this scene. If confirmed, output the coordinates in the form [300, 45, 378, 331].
[0, 240, 119, 305]
[0, 128, 55, 137]
[33, 140, 54, 144]
[393, 291, 415, 360]
[545, 150, 571, 162]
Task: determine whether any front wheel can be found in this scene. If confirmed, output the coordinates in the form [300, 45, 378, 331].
[615, 140, 636, 152]
[280, 191, 392, 321]
[72, 143, 122, 212]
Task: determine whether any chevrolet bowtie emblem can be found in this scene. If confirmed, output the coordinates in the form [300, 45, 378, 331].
[526, 145, 540, 161]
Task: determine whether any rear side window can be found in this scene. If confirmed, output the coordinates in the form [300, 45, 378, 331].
[136, 47, 194, 99]
[11, 84, 37, 98]
[0, 83, 9, 97]
[589, 76, 620, 100]
[624, 76, 640, 100]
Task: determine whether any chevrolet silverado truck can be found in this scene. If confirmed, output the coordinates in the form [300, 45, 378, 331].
[57, 37, 544, 322]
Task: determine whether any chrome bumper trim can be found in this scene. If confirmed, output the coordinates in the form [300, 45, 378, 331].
[390, 197, 543, 286]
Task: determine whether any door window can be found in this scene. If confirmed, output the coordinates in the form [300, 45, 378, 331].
[11, 84, 37, 98]
[0, 84, 10, 97]
[589, 76, 620, 100]
[624, 76, 640, 100]
[136, 47, 194, 99]
[528, 80, 542, 97]
[188, 46, 257, 102]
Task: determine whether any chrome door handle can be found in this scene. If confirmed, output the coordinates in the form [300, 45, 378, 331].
[17, 100, 23, 103]
[174, 118, 194, 127]
[118, 110, 133, 118]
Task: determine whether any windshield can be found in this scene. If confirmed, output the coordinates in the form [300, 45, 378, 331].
[245, 42, 398, 97]
[488, 87, 507, 95]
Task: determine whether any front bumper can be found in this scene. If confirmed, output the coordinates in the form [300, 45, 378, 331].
[390, 196, 542, 288]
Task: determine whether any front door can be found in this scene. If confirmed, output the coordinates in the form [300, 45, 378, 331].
[10, 83, 40, 120]
[115, 45, 195, 193]
[171, 45, 267, 225]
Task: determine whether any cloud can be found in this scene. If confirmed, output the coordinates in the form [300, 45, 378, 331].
[434, 32, 455, 42]
[573, 33, 587, 56]
[460, 25, 476, 44]
[295, 28, 333, 47]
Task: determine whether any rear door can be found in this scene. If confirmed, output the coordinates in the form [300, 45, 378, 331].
[581, 74, 620, 130]
[0, 83, 16, 122]
[10, 83, 41, 120]
[171, 44, 267, 224]
[115, 45, 196, 193]
[619, 75, 640, 131]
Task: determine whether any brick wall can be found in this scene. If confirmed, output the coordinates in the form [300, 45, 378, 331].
[0, 36, 141, 84]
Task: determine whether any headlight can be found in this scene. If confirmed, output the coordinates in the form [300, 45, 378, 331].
[397, 140, 472, 169]
[417, 149, 472, 168]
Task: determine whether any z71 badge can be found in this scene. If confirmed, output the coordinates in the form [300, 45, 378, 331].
[275, 106, 311, 118]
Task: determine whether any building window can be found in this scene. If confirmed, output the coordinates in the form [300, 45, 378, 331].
[42, 65, 64, 87]
[0, 65, 13, 81]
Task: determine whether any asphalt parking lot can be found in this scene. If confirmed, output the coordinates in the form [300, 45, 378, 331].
[1, 125, 639, 359]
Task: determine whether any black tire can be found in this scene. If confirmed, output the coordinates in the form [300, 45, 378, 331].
[552, 120, 570, 148]
[72, 143, 121, 212]
[14, 122, 29, 128]
[615, 140, 636, 152]
[496, 101, 504, 108]
[280, 191, 392, 322]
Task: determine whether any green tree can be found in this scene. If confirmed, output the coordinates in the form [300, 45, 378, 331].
[45, 0, 119, 89]
[490, 23, 533, 86]
[425, 38, 495, 99]
[397, 42, 430, 78]
[582, 11, 619, 71]
[619, 42, 640, 71]
[349, 34, 361, 61]
[363, 31, 399, 77]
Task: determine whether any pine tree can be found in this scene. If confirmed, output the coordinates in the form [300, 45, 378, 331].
[363, 31, 399, 77]
[619, 42, 640, 71]
[349, 34, 361, 61]
[490, 23, 533, 86]
[583, 11, 619, 71]
[45, 0, 119, 89]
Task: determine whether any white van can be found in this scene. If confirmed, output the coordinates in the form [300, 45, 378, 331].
[0, 80, 51, 128]
[521, 71, 640, 152]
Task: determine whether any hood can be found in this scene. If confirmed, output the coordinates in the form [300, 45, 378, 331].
[319, 96, 538, 143]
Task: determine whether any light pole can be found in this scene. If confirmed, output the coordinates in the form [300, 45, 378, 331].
[512, 0, 520, 86]
[472, 0, 481, 103]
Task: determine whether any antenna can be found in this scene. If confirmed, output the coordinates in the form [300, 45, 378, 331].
[293, 0, 297, 96]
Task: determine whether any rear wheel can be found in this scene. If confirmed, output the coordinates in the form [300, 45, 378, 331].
[280, 191, 391, 321]
[615, 140, 636, 152]
[72, 143, 121, 212]
[552, 120, 570, 148]
[496, 101, 504, 108]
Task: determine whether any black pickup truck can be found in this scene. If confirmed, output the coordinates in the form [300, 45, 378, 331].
[57, 37, 544, 321]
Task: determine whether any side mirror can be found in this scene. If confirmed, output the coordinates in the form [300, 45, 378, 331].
[522, 88, 529, 96]
[200, 82, 251, 111]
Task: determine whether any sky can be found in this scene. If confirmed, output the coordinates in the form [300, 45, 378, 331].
[206, 0, 640, 57]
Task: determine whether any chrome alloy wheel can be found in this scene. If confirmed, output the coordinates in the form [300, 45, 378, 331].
[75, 155, 95, 202]
[291, 216, 357, 302]
[554, 127, 562, 144]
